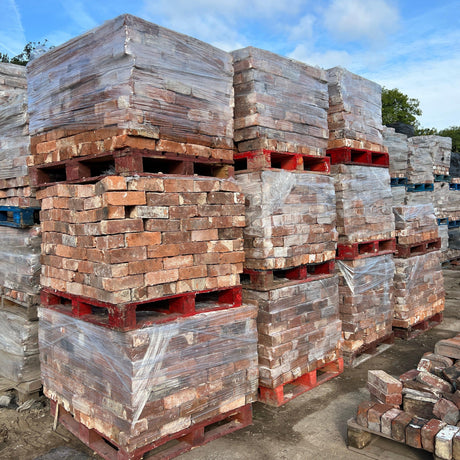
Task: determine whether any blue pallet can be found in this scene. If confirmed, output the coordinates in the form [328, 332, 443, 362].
[0, 207, 40, 228]
[450, 183, 460, 190]
[437, 218, 449, 226]
[406, 183, 434, 192]
[390, 177, 408, 187]
[449, 220, 460, 229]
[434, 174, 451, 182]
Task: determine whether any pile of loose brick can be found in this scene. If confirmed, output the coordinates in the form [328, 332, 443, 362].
[327, 68, 396, 366]
[349, 334, 460, 459]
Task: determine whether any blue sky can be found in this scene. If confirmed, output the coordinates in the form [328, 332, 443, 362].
[1, 0, 459, 130]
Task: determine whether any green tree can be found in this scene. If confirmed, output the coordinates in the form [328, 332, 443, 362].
[414, 127, 438, 136]
[1, 40, 49, 66]
[382, 87, 422, 128]
[439, 126, 460, 152]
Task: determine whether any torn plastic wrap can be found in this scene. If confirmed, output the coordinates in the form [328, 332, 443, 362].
[244, 275, 341, 388]
[337, 254, 395, 353]
[232, 46, 329, 154]
[26, 14, 234, 150]
[0, 310, 40, 383]
[393, 252, 444, 328]
[327, 67, 383, 146]
[333, 165, 395, 243]
[383, 126, 409, 178]
[236, 170, 337, 270]
[0, 226, 41, 296]
[38, 304, 258, 452]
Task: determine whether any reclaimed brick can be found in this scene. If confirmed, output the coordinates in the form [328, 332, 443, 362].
[421, 418, 447, 453]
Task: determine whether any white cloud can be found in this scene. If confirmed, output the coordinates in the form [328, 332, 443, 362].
[289, 44, 352, 69]
[0, 0, 26, 55]
[289, 14, 316, 41]
[324, 0, 399, 43]
[60, 1, 98, 32]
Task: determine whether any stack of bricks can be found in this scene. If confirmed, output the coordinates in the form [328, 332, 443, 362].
[392, 204, 445, 335]
[349, 335, 460, 459]
[446, 152, 460, 261]
[30, 14, 259, 459]
[0, 63, 41, 400]
[232, 47, 342, 406]
[327, 68, 395, 366]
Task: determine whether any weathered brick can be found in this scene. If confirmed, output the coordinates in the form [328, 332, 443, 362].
[405, 416, 427, 449]
[125, 232, 161, 247]
[421, 418, 446, 453]
[392, 411, 413, 442]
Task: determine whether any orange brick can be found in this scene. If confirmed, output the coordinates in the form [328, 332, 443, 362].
[163, 255, 194, 270]
[55, 245, 87, 260]
[100, 219, 143, 235]
[164, 178, 195, 193]
[145, 269, 179, 285]
[106, 205, 125, 219]
[156, 139, 186, 154]
[191, 229, 218, 241]
[178, 265, 207, 280]
[102, 275, 144, 292]
[128, 259, 163, 275]
[103, 191, 146, 206]
[107, 247, 147, 264]
[125, 232, 161, 247]
[96, 176, 127, 192]
[147, 244, 183, 259]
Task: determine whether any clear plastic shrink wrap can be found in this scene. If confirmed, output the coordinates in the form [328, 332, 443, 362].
[393, 252, 444, 328]
[337, 254, 395, 354]
[382, 126, 409, 178]
[0, 226, 41, 296]
[393, 204, 438, 244]
[333, 165, 395, 243]
[327, 67, 383, 147]
[237, 170, 337, 270]
[0, 310, 40, 382]
[232, 47, 329, 154]
[27, 14, 234, 151]
[39, 304, 258, 452]
[244, 275, 341, 388]
[432, 181, 450, 219]
[38, 175, 244, 305]
[410, 135, 452, 175]
[449, 227, 460, 250]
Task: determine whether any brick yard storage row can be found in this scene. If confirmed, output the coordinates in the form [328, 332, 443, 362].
[0, 12, 458, 460]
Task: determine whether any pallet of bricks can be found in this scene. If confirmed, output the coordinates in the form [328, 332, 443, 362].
[231, 47, 343, 406]
[29, 15, 259, 460]
[348, 334, 460, 459]
[0, 62, 41, 402]
[326, 67, 396, 367]
[446, 152, 460, 263]
[392, 204, 445, 339]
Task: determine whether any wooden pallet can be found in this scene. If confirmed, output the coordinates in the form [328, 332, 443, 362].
[0, 377, 42, 404]
[0, 295, 39, 321]
[0, 206, 40, 228]
[343, 333, 395, 368]
[393, 313, 443, 340]
[30, 149, 234, 187]
[50, 400, 252, 460]
[258, 358, 344, 407]
[336, 238, 396, 260]
[40, 285, 242, 331]
[405, 183, 434, 193]
[395, 238, 442, 258]
[241, 260, 335, 291]
[326, 147, 389, 167]
[234, 149, 330, 173]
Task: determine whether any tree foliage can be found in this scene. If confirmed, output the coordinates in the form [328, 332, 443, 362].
[0, 41, 49, 66]
[382, 87, 422, 127]
[439, 126, 460, 152]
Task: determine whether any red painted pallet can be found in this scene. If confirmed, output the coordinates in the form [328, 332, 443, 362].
[395, 238, 442, 258]
[336, 239, 396, 260]
[40, 285, 242, 331]
[393, 312, 443, 340]
[234, 149, 330, 173]
[258, 358, 344, 407]
[326, 147, 389, 167]
[241, 260, 335, 291]
[30, 148, 234, 187]
[342, 333, 395, 368]
[50, 400, 252, 460]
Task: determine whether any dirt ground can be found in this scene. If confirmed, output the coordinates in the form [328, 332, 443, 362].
[0, 266, 458, 460]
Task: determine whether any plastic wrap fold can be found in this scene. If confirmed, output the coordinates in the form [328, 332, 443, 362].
[236, 170, 337, 270]
[0, 226, 41, 295]
[27, 14, 233, 149]
[232, 46, 329, 154]
[39, 304, 258, 451]
[383, 126, 409, 177]
[393, 204, 438, 244]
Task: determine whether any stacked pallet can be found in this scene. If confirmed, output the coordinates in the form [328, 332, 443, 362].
[445, 152, 460, 261]
[348, 334, 460, 459]
[382, 127, 409, 180]
[232, 48, 342, 406]
[327, 69, 395, 366]
[0, 63, 41, 401]
[392, 204, 445, 337]
[31, 15, 259, 459]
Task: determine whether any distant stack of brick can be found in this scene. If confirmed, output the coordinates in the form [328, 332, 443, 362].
[392, 204, 445, 338]
[31, 15, 258, 460]
[348, 334, 460, 459]
[447, 152, 460, 260]
[232, 47, 343, 406]
[327, 68, 395, 367]
[0, 63, 41, 401]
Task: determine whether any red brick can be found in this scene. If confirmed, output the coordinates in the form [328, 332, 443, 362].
[128, 259, 163, 275]
[145, 269, 179, 285]
[55, 245, 87, 260]
[163, 255, 194, 270]
[125, 232, 161, 247]
[433, 398, 460, 425]
[103, 191, 146, 206]
[102, 275, 144, 292]
[392, 411, 413, 442]
[191, 229, 218, 241]
[416, 371, 453, 393]
[144, 219, 180, 232]
[100, 219, 144, 235]
[147, 244, 183, 259]
[399, 369, 420, 382]
[381, 408, 402, 436]
[367, 403, 394, 432]
[163, 178, 195, 193]
[162, 231, 191, 245]
[406, 416, 427, 449]
[368, 370, 402, 394]
[357, 402, 376, 428]
[107, 247, 147, 264]
[422, 419, 446, 453]
[178, 265, 207, 280]
[95, 176, 127, 192]
[169, 205, 198, 219]
[106, 205, 125, 219]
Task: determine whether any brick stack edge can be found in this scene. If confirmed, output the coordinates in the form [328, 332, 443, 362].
[232, 48, 342, 392]
[32, 14, 258, 454]
[0, 63, 41, 390]
[327, 69, 395, 364]
[393, 204, 445, 329]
